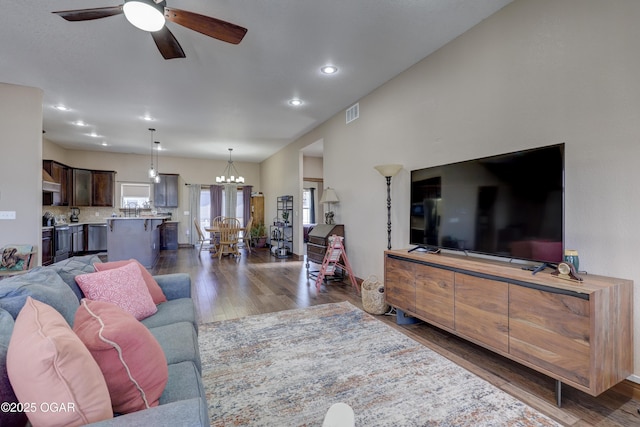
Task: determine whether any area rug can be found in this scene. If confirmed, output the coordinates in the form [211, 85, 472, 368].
[198, 302, 561, 426]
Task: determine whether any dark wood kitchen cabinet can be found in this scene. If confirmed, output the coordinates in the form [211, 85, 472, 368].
[43, 160, 71, 206]
[71, 168, 116, 207]
[92, 170, 115, 207]
[154, 174, 179, 208]
[72, 168, 92, 206]
[160, 221, 178, 250]
[42, 228, 54, 266]
[43, 160, 116, 207]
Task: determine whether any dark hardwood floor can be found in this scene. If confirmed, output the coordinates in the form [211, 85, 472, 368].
[151, 247, 640, 427]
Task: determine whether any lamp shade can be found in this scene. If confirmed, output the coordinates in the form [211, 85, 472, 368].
[320, 188, 339, 204]
[374, 164, 403, 178]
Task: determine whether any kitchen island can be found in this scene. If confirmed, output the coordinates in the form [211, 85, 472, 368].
[106, 217, 168, 268]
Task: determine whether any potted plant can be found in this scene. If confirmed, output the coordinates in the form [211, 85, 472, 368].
[282, 211, 290, 225]
[250, 223, 268, 248]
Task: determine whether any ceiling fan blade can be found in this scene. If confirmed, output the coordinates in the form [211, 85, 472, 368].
[151, 26, 186, 60]
[52, 5, 123, 21]
[164, 7, 247, 45]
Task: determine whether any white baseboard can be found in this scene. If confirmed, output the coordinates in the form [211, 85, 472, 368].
[627, 374, 640, 384]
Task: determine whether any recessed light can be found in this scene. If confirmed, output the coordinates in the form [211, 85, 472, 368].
[321, 65, 338, 75]
[54, 104, 69, 111]
[143, 115, 154, 121]
[101, 142, 108, 146]
[88, 131, 100, 138]
[74, 120, 87, 127]
[289, 98, 303, 106]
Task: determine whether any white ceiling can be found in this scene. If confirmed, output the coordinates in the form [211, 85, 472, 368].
[1, 0, 512, 162]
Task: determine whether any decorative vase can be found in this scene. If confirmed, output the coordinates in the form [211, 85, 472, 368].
[563, 249, 580, 271]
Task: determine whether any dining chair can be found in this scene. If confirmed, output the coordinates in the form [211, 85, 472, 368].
[208, 216, 227, 254]
[193, 219, 212, 253]
[240, 216, 253, 254]
[217, 217, 241, 259]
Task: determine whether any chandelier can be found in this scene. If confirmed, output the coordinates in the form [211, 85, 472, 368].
[216, 148, 245, 184]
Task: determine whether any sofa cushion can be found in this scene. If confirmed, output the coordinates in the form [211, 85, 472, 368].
[7, 297, 113, 427]
[0, 267, 79, 326]
[153, 273, 192, 300]
[49, 255, 103, 301]
[160, 361, 209, 423]
[94, 259, 167, 305]
[0, 308, 27, 427]
[141, 298, 197, 331]
[88, 398, 208, 427]
[74, 299, 169, 414]
[149, 321, 202, 373]
[76, 262, 157, 321]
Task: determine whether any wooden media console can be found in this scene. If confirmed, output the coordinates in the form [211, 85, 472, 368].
[384, 249, 633, 402]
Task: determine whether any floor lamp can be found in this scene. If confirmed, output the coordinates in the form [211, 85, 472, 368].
[374, 164, 403, 250]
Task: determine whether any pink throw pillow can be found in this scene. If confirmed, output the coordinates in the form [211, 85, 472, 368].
[74, 299, 168, 414]
[7, 297, 113, 427]
[94, 259, 167, 304]
[76, 262, 157, 320]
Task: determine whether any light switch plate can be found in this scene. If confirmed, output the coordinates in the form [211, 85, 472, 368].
[0, 211, 16, 220]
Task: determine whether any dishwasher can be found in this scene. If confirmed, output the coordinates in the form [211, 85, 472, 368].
[88, 224, 108, 252]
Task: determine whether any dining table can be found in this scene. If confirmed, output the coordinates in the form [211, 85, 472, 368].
[204, 224, 244, 257]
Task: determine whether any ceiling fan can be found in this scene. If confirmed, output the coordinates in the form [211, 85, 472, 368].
[52, 0, 247, 60]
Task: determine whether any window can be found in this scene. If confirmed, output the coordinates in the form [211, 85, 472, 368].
[302, 189, 311, 224]
[200, 188, 211, 228]
[199, 186, 245, 228]
[121, 183, 151, 208]
[221, 188, 244, 225]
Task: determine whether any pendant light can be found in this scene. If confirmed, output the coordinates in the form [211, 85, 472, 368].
[154, 141, 161, 183]
[148, 128, 156, 179]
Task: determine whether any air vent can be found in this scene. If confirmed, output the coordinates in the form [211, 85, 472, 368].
[346, 103, 359, 124]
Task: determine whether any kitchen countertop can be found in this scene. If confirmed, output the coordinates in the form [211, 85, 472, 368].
[42, 221, 110, 229]
[106, 216, 171, 220]
[43, 218, 171, 230]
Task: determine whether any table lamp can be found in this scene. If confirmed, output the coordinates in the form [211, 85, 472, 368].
[320, 187, 339, 224]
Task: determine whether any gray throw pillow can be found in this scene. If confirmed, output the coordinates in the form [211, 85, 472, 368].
[0, 267, 79, 326]
[49, 255, 103, 301]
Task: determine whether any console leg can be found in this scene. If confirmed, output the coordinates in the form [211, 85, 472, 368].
[555, 380, 562, 407]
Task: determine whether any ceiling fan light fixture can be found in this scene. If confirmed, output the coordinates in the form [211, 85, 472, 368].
[123, 0, 166, 32]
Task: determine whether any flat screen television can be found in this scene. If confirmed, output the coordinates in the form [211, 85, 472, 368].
[410, 143, 564, 265]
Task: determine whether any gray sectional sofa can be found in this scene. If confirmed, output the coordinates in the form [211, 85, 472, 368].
[0, 255, 208, 427]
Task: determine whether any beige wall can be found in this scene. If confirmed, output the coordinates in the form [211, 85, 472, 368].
[303, 156, 323, 180]
[0, 83, 43, 261]
[43, 139, 261, 244]
[262, 0, 640, 377]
